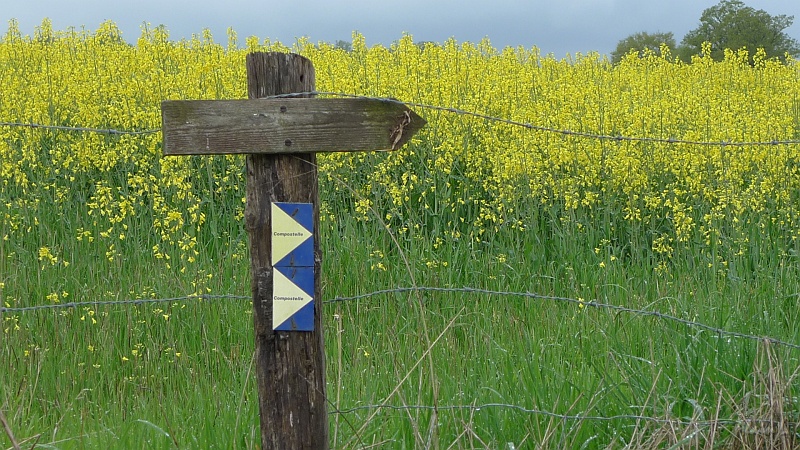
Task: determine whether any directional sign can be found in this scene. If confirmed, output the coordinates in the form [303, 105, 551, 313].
[160, 53, 428, 447]
[272, 202, 314, 267]
[271, 202, 314, 331]
[273, 267, 314, 331]
[161, 98, 426, 155]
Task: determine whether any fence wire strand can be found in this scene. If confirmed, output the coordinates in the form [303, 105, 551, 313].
[330, 402, 777, 428]
[3, 287, 798, 351]
[0, 121, 160, 135]
[0, 294, 250, 313]
[327, 286, 800, 350]
[3, 91, 800, 146]
[261, 91, 800, 147]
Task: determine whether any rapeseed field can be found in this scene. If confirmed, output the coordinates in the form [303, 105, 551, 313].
[2, 19, 799, 448]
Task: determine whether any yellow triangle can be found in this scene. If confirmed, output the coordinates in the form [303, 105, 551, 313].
[272, 269, 313, 329]
[272, 203, 313, 265]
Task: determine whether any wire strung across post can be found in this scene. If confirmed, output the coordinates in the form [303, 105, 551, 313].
[3, 287, 798, 351]
[2, 92, 800, 146]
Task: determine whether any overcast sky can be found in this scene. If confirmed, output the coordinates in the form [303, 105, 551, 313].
[4, 1, 800, 57]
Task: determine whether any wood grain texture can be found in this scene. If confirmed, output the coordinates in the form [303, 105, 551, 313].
[244, 52, 328, 449]
[161, 98, 425, 155]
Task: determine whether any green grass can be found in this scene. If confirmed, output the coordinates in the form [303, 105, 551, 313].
[2, 138, 800, 449]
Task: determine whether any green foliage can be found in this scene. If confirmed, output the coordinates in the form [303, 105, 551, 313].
[611, 31, 676, 64]
[680, 0, 800, 62]
[333, 39, 352, 52]
[415, 41, 439, 51]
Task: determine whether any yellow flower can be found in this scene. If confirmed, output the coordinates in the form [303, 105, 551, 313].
[38, 247, 58, 265]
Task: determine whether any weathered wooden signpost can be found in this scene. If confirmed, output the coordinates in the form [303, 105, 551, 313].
[161, 52, 424, 449]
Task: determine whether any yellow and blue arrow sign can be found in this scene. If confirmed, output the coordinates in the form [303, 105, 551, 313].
[271, 202, 314, 331]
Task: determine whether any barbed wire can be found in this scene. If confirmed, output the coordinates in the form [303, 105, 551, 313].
[0, 294, 249, 313]
[327, 286, 800, 350]
[3, 91, 800, 146]
[3, 286, 798, 351]
[0, 121, 160, 135]
[330, 402, 786, 428]
[262, 91, 800, 147]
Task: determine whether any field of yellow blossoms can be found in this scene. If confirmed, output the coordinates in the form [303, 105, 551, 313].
[2, 18, 800, 448]
[2, 19, 799, 285]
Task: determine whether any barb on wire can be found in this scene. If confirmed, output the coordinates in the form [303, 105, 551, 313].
[0, 121, 161, 136]
[331, 402, 777, 428]
[326, 286, 800, 350]
[0, 294, 250, 314]
[261, 91, 800, 147]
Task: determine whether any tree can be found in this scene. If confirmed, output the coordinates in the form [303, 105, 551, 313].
[680, 0, 800, 62]
[415, 41, 439, 51]
[611, 31, 676, 64]
[334, 40, 352, 52]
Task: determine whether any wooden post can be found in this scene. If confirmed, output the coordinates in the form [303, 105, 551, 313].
[245, 52, 327, 449]
[160, 51, 425, 448]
